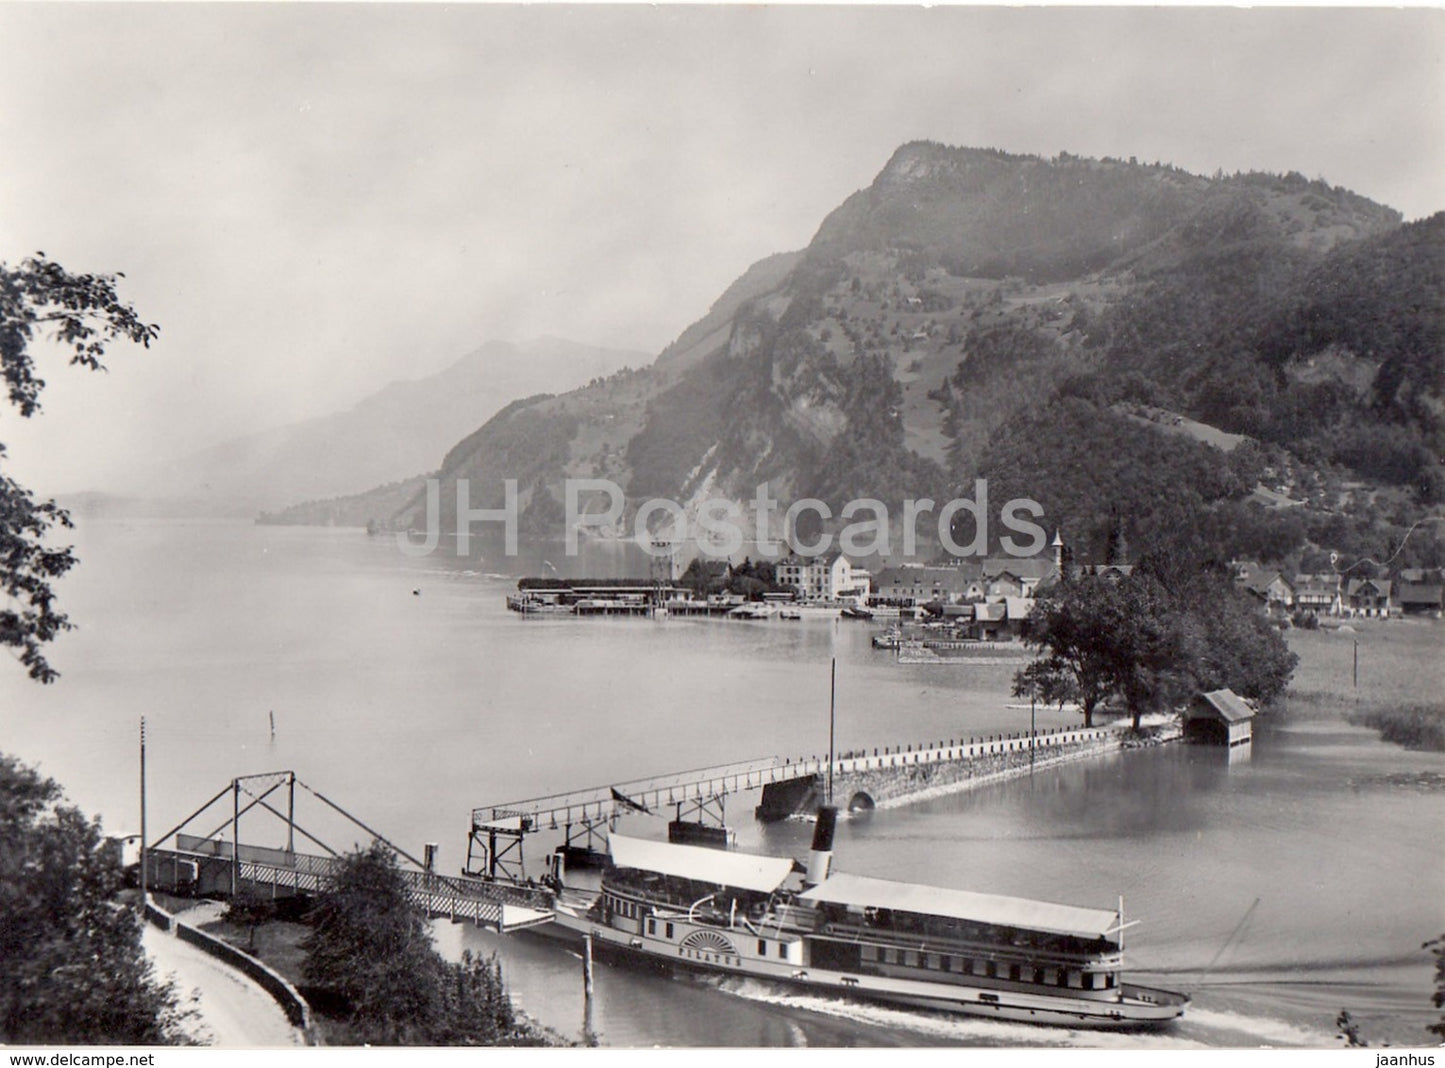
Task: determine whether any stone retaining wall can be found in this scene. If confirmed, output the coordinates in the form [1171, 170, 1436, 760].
[758, 722, 1181, 818]
[144, 897, 316, 1043]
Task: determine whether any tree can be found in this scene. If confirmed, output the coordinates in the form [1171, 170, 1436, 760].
[679, 557, 728, 597]
[301, 843, 528, 1045]
[222, 891, 279, 952]
[301, 843, 444, 1042]
[1019, 568, 1296, 730]
[1011, 658, 1080, 713]
[1, 254, 158, 683]
[0, 752, 189, 1043]
[1426, 934, 1445, 1041]
[1017, 576, 1135, 727]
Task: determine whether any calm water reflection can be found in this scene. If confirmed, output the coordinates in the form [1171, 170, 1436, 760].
[2, 519, 1440, 1046]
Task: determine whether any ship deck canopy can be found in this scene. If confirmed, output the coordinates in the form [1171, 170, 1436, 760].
[798, 872, 1119, 940]
[608, 834, 795, 894]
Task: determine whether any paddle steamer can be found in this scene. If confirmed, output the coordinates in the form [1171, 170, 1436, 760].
[550, 808, 1188, 1028]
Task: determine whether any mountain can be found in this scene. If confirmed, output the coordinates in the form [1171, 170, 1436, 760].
[149, 337, 648, 514]
[386, 143, 1440, 573]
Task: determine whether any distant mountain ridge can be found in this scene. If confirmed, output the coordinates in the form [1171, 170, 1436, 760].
[149, 337, 648, 514]
[350, 143, 1438, 573]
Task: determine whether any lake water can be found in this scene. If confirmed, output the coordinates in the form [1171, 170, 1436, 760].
[2, 518, 1441, 1047]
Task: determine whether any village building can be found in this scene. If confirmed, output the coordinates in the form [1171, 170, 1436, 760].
[1076, 563, 1135, 581]
[1397, 568, 1444, 617]
[1345, 577, 1394, 617]
[873, 563, 983, 606]
[775, 552, 866, 602]
[981, 539, 1064, 598]
[1233, 562, 1295, 615]
[1292, 574, 1342, 616]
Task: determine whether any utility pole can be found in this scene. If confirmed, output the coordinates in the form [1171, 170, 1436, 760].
[1030, 693, 1036, 771]
[139, 717, 147, 912]
[231, 777, 240, 899]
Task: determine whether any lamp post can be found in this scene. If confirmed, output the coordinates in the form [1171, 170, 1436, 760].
[1030, 692, 1036, 771]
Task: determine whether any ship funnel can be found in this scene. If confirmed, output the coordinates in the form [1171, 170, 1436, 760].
[804, 805, 837, 887]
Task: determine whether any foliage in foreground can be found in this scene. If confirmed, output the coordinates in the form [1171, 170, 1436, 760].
[1, 254, 158, 683]
[1338, 933, 1445, 1045]
[0, 752, 189, 1044]
[1426, 934, 1445, 1040]
[300, 842, 546, 1045]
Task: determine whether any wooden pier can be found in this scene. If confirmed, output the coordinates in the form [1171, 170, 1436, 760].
[469, 723, 1127, 878]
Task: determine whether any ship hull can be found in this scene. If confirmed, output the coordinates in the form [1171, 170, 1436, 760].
[547, 904, 1187, 1030]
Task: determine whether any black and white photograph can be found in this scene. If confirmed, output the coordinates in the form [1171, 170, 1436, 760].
[1, 2, 1442, 1053]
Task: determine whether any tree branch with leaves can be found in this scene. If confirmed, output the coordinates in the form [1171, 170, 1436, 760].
[0, 253, 158, 682]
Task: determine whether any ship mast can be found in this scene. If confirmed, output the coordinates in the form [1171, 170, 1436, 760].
[805, 655, 840, 889]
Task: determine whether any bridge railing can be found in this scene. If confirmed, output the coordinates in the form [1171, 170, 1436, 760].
[149, 844, 554, 916]
[472, 723, 1123, 838]
[806, 723, 1114, 779]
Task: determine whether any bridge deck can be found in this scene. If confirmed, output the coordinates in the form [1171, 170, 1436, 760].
[147, 844, 553, 932]
[474, 724, 1114, 829]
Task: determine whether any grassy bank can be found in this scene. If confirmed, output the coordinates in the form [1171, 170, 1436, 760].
[1344, 703, 1445, 751]
[1283, 619, 1445, 750]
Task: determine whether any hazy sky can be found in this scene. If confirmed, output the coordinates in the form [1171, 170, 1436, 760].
[1, 4, 1441, 494]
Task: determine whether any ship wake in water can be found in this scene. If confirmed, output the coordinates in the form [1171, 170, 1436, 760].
[708, 974, 1333, 1048]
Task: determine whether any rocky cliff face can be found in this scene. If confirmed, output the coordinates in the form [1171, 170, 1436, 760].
[391, 142, 1432, 562]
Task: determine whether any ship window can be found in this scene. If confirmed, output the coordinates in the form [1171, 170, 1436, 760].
[940, 956, 952, 973]
[972, 959, 987, 977]
[1056, 970, 1070, 988]
[862, 945, 878, 963]
[903, 950, 919, 968]
[1032, 968, 1045, 985]
[1044, 969, 1057, 985]
[778, 943, 788, 959]
[1008, 964, 1021, 982]
[1104, 973, 1115, 989]
[758, 940, 767, 955]
[647, 919, 656, 935]
[665, 923, 674, 939]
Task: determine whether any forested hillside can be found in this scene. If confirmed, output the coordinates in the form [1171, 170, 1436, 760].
[373, 142, 1441, 573]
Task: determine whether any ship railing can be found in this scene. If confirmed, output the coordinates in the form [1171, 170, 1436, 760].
[754, 902, 816, 937]
[817, 918, 1122, 969]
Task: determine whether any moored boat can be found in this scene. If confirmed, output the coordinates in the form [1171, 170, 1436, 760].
[547, 809, 1188, 1029]
[871, 627, 903, 649]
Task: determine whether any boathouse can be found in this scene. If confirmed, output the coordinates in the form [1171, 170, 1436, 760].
[1183, 689, 1255, 747]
